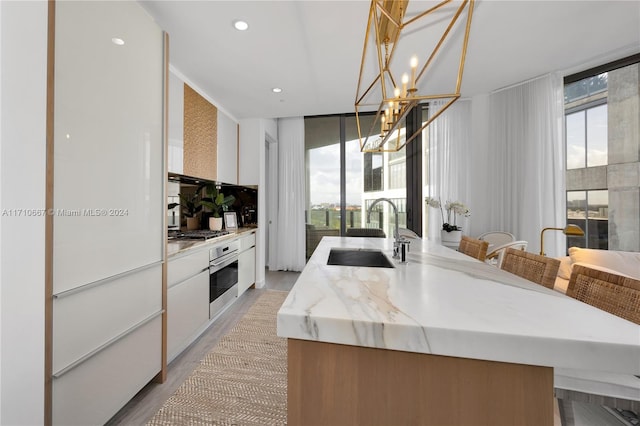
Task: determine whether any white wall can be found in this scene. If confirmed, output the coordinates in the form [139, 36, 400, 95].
[0, 1, 48, 424]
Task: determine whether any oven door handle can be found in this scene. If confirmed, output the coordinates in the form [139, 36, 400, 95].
[210, 250, 239, 269]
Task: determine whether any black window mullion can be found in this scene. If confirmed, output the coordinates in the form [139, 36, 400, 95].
[405, 105, 422, 236]
[584, 110, 588, 168]
[339, 115, 346, 235]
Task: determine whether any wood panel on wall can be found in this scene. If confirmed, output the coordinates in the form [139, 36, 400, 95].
[183, 83, 217, 180]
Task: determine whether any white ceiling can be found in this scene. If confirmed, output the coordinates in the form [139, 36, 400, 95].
[139, 0, 640, 121]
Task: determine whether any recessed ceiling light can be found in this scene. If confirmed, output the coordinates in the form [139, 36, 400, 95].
[233, 20, 249, 31]
[272, 87, 282, 93]
[111, 37, 125, 46]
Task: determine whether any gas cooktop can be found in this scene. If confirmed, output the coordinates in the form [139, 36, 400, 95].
[168, 229, 230, 241]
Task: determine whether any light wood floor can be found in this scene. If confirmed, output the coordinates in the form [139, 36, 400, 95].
[105, 269, 299, 426]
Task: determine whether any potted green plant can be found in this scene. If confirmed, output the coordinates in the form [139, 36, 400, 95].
[200, 184, 235, 230]
[178, 192, 202, 230]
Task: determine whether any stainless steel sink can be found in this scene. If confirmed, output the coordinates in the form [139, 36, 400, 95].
[327, 248, 394, 268]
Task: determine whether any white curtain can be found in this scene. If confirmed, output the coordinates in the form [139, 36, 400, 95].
[426, 99, 472, 240]
[274, 117, 306, 271]
[487, 74, 566, 257]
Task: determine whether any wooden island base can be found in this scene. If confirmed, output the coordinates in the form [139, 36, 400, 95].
[287, 339, 554, 426]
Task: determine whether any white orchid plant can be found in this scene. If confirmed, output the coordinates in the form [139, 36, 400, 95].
[425, 197, 471, 232]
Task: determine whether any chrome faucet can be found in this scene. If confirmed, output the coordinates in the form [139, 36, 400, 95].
[366, 197, 408, 260]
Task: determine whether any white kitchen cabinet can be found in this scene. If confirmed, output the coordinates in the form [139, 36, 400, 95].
[167, 248, 209, 286]
[238, 232, 256, 296]
[217, 110, 238, 184]
[169, 70, 238, 183]
[167, 270, 209, 362]
[168, 71, 184, 174]
[238, 119, 261, 185]
[52, 315, 161, 426]
[53, 0, 164, 294]
[53, 265, 162, 374]
[167, 246, 210, 362]
[51, 1, 164, 424]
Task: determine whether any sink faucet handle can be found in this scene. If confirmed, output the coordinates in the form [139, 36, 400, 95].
[400, 240, 410, 263]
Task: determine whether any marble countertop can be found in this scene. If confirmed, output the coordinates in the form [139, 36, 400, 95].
[167, 227, 256, 258]
[277, 236, 640, 376]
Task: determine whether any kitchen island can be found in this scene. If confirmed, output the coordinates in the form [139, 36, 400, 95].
[277, 236, 640, 425]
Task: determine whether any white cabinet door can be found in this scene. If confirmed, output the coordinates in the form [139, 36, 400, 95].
[167, 248, 209, 287]
[168, 71, 184, 174]
[238, 246, 256, 296]
[52, 316, 161, 426]
[53, 265, 162, 374]
[217, 111, 238, 184]
[238, 119, 260, 185]
[53, 0, 164, 293]
[167, 270, 209, 362]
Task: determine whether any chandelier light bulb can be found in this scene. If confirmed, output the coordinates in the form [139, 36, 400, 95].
[393, 88, 400, 114]
[410, 56, 418, 90]
[401, 73, 409, 97]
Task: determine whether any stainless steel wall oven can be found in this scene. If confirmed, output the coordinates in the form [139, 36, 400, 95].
[209, 240, 239, 319]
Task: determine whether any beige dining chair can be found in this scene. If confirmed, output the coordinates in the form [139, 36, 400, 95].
[345, 227, 386, 238]
[458, 236, 490, 262]
[485, 240, 528, 267]
[477, 231, 516, 247]
[500, 248, 560, 289]
[566, 264, 640, 325]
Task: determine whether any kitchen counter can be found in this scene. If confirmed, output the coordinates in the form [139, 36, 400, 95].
[167, 227, 256, 258]
[277, 236, 640, 425]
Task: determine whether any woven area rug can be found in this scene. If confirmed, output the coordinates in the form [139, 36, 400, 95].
[147, 290, 289, 426]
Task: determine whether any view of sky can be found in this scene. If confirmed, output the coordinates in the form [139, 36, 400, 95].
[308, 138, 363, 206]
[566, 105, 607, 169]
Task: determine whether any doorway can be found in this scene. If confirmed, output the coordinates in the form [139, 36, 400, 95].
[265, 137, 278, 270]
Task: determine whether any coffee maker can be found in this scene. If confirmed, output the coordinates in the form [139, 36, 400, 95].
[241, 205, 257, 227]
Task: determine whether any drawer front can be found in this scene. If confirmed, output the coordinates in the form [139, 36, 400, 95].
[53, 264, 162, 373]
[167, 270, 210, 361]
[168, 248, 209, 287]
[240, 232, 256, 251]
[52, 315, 161, 426]
[238, 246, 256, 296]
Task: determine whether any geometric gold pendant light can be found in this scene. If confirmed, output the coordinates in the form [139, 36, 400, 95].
[355, 0, 475, 152]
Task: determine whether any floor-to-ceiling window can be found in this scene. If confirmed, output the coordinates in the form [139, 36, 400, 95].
[304, 116, 340, 258]
[564, 54, 640, 251]
[565, 74, 608, 249]
[305, 113, 415, 257]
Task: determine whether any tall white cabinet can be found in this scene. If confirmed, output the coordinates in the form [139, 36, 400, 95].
[50, 2, 165, 425]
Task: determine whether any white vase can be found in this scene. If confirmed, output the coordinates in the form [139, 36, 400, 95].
[209, 217, 223, 231]
[441, 229, 462, 245]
